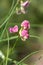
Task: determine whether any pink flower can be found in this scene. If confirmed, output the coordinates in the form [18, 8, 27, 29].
[9, 25, 18, 33]
[9, 20, 30, 41]
[21, 1, 30, 7]
[21, 20, 30, 29]
[21, 30, 28, 36]
[19, 29, 29, 41]
[12, 25, 18, 33]
[9, 27, 13, 33]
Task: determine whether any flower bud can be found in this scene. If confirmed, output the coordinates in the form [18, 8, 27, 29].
[21, 0, 30, 7]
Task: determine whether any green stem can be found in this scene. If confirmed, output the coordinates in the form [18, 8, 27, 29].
[5, 30, 9, 65]
[31, 24, 43, 27]
[0, 36, 18, 42]
[17, 50, 42, 65]
[0, 0, 19, 39]
[0, 0, 19, 28]
[0, 0, 14, 39]
[30, 35, 40, 39]
[0, 34, 40, 42]
[9, 38, 19, 55]
[5, 57, 17, 64]
[4, 50, 43, 64]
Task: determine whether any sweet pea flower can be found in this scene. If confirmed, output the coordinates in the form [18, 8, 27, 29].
[21, 30, 29, 37]
[16, 0, 30, 15]
[9, 25, 18, 33]
[21, 0, 30, 7]
[20, 0, 30, 14]
[19, 29, 29, 41]
[21, 20, 30, 29]
[9, 20, 30, 41]
[9, 27, 13, 33]
[12, 25, 18, 33]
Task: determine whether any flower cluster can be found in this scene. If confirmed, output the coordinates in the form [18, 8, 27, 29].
[16, 0, 30, 14]
[9, 20, 30, 41]
[19, 20, 30, 41]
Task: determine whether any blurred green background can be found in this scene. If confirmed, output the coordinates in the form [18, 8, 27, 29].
[0, 0, 43, 65]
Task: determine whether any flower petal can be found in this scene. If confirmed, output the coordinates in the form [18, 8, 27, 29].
[21, 20, 30, 29]
[9, 27, 13, 33]
[21, 1, 30, 7]
[12, 25, 18, 33]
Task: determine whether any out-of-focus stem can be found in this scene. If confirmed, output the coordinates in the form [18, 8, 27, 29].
[30, 35, 40, 39]
[0, 36, 18, 42]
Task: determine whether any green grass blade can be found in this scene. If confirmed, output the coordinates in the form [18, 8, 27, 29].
[30, 35, 40, 39]
[0, 36, 18, 42]
[17, 50, 43, 65]
[0, 0, 14, 39]
[0, 0, 19, 28]
[5, 30, 9, 65]
[10, 38, 19, 54]
[0, 0, 18, 28]
[0, 0, 19, 40]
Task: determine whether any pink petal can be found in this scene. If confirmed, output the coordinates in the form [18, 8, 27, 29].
[25, 34, 29, 39]
[21, 30, 29, 41]
[21, 30, 28, 37]
[21, 20, 30, 29]
[12, 25, 18, 33]
[9, 27, 13, 33]
[21, 1, 30, 7]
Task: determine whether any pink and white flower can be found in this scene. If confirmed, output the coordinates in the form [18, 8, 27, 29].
[21, 20, 30, 29]
[16, 0, 30, 15]
[19, 29, 29, 41]
[9, 20, 30, 41]
[12, 25, 18, 33]
[9, 27, 13, 33]
[21, 0, 30, 7]
[9, 25, 18, 33]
